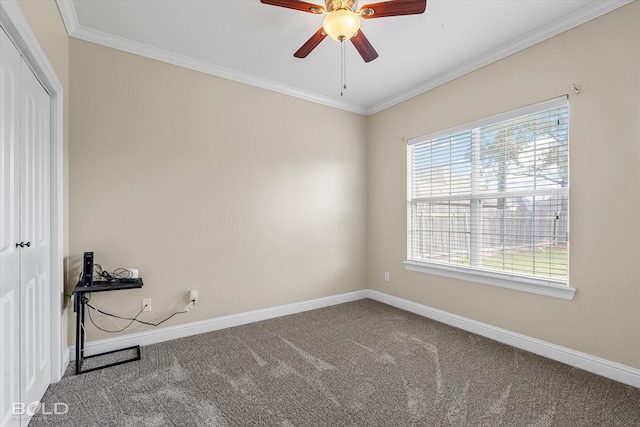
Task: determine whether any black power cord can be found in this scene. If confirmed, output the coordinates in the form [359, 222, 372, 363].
[77, 263, 134, 283]
[77, 260, 192, 333]
[94, 264, 133, 282]
[85, 298, 145, 333]
[84, 295, 189, 333]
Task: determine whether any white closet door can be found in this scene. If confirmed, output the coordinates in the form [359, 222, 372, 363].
[0, 28, 22, 427]
[19, 48, 51, 416]
[0, 27, 51, 427]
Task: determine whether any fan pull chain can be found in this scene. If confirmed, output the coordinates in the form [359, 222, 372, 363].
[340, 40, 346, 96]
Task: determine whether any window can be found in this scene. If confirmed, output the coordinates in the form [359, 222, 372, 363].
[405, 97, 574, 299]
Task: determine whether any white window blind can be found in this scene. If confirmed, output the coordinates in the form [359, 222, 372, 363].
[407, 97, 569, 289]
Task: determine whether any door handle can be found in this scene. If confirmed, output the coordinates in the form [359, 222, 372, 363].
[15, 241, 31, 248]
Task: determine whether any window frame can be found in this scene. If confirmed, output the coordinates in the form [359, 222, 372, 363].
[404, 97, 575, 300]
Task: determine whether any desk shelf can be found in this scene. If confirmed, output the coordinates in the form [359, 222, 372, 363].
[73, 278, 144, 374]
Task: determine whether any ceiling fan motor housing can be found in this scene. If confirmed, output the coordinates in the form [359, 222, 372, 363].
[325, 0, 358, 13]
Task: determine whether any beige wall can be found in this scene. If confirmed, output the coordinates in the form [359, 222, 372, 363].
[367, 1, 640, 369]
[16, 0, 640, 369]
[68, 39, 368, 341]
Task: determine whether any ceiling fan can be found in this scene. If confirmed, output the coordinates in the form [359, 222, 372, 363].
[260, 0, 427, 63]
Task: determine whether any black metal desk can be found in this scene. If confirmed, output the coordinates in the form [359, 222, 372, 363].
[73, 279, 143, 374]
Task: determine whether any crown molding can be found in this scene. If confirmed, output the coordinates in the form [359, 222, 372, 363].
[366, 0, 635, 115]
[55, 1, 367, 115]
[57, 0, 633, 116]
[56, 0, 78, 36]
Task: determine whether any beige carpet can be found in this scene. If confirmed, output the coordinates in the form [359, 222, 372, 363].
[31, 299, 640, 426]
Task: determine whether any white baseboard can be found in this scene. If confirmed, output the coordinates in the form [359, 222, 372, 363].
[61, 347, 70, 374]
[69, 289, 368, 359]
[68, 288, 640, 389]
[367, 290, 640, 389]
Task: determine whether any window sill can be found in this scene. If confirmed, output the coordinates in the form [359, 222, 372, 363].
[403, 260, 576, 300]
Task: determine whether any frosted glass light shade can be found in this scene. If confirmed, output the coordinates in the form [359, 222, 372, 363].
[323, 9, 361, 42]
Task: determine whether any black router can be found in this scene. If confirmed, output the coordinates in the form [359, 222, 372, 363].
[82, 251, 94, 287]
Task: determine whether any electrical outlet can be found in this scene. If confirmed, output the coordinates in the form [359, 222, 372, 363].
[384, 272, 390, 282]
[189, 289, 198, 304]
[142, 298, 151, 312]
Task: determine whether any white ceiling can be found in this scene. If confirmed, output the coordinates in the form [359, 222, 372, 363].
[57, 0, 630, 115]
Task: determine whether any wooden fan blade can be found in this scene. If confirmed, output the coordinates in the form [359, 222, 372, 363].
[294, 28, 328, 58]
[360, 0, 426, 19]
[260, 0, 324, 14]
[351, 29, 378, 62]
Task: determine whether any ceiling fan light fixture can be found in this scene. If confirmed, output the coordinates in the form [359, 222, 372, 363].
[323, 9, 360, 42]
